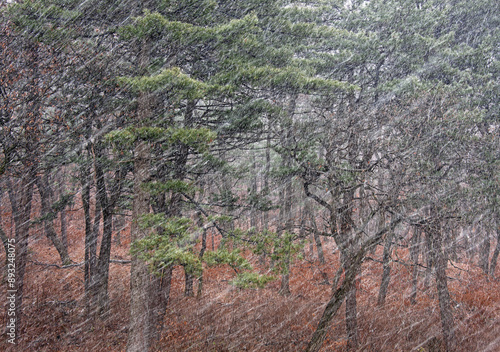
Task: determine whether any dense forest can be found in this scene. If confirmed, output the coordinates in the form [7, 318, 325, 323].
[0, 0, 499, 351]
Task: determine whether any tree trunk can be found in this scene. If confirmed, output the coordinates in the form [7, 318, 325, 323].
[310, 206, 325, 264]
[197, 216, 207, 297]
[184, 270, 194, 296]
[127, 139, 154, 352]
[127, 29, 155, 350]
[149, 266, 173, 339]
[489, 229, 500, 277]
[344, 253, 359, 350]
[306, 212, 402, 352]
[278, 182, 292, 296]
[94, 146, 114, 316]
[377, 229, 393, 306]
[58, 176, 69, 252]
[306, 258, 361, 352]
[314, 232, 325, 264]
[82, 163, 97, 313]
[424, 232, 434, 291]
[35, 174, 71, 265]
[250, 153, 258, 231]
[478, 231, 490, 275]
[428, 221, 456, 352]
[262, 128, 271, 232]
[410, 227, 421, 304]
[60, 200, 68, 251]
[338, 193, 359, 350]
[278, 95, 296, 296]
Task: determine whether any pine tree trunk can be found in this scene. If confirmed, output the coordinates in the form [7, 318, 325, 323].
[279, 95, 296, 296]
[262, 129, 271, 232]
[149, 266, 173, 340]
[35, 175, 71, 265]
[424, 232, 434, 291]
[184, 271, 194, 296]
[306, 258, 361, 352]
[60, 202, 68, 251]
[338, 192, 359, 350]
[309, 206, 325, 264]
[94, 147, 113, 316]
[344, 253, 359, 350]
[250, 153, 258, 231]
[489, 229, 500, 277]
[127, 31, 155, 351]
[57, 171, 69, 251]
[428, 221, 456, 352]
[82, 163, 96, 313]
[377, 230, 393, 306]
[410, 227, 421, 304]
[127, 139, 153, 352]
[478, 232, 490, 275]
[197, 220, 207, 297]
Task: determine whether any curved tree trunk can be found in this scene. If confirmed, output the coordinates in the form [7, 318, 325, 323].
[344, 253, 359, 350]
[35, 174, 71, 265]
[306, 257, 360, 352]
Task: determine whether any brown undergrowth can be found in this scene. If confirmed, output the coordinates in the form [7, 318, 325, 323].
[0, 208, 499, 351]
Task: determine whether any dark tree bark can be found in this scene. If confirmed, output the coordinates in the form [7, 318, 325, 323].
[35, 174, 71, 265]
[306, 260, 360, 352]
[278, 95, 296, 296]
[427, 220, 456, 352]
[377, 227, 393, 306]
[306, 217, 402, 352]
[338, 194, 359, 350]
[82, 160, 97, 313]
[57, 174, 69, 252]
[127, 137, 154, 352]
[478, 230, 490, 275]
[93, 145, 114, 316]
[127, 32, 155, 352]
[197, 211, 207, 297]
[249, 153, 258, 231]
[410, 227, 421, 304]
[262, 128, 271, 232]
[178, 99, 196, 297]
[149, 266, 173, 340]
[278, 176, 292, 296]
[309, 204, 325, 264]
[490, 229, 500, 277]
[343, 254, 359, 350]
[424, 231, 434, 291]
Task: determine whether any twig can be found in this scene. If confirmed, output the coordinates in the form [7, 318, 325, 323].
[29, 258, 131, 268]
[110, 259, 131, 264]
[29, 260, 83, 269]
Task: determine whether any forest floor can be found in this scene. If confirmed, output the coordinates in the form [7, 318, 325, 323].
[0, 207, 499, 351]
